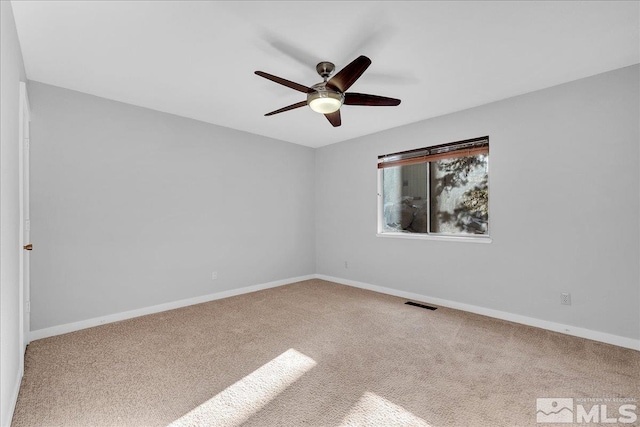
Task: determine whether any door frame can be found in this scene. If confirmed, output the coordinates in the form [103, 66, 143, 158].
[18, 81, 31, 370]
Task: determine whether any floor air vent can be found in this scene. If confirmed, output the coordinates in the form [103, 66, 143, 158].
[405, 301, 437, 311]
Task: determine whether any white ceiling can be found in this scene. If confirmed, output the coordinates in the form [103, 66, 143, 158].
[11, 1, 640, 148]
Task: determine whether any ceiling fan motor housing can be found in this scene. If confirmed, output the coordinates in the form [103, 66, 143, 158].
[307, 83, 344, 114]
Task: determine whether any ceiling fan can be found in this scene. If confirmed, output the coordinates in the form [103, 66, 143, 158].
[255, 55, 401, 127]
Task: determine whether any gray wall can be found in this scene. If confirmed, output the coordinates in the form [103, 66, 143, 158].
[0, 2, 27, 426]
[26, 65, 640, 343]
[28, 82, 316, 330]
[316, 65, 640, 341]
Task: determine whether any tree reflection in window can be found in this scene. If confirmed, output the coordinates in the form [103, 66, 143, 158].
[430, 154, 488, 235]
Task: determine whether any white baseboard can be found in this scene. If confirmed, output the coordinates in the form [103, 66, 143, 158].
[2, 367, 22, 427]
[29, 275, 315, 341]
[28, 273, 639, 351]
[316, 274, 640, 351]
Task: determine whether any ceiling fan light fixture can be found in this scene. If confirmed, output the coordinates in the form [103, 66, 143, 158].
[307, 87, 344, 114]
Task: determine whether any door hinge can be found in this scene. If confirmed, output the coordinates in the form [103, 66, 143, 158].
[26, 301, 30, 313]
[25, 219, 30, 231]
[24, 138, 30, 150]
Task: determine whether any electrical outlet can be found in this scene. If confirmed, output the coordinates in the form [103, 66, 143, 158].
[344, 261, 348, 269]
[561, 292, 571, 305]
[212, 271, 218, 280]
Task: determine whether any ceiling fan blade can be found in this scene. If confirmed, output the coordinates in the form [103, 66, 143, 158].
[255, 71, 312, 93]
[265, 101, 308, 116]
[326, 55, 372, 92]
[263, 32, 321, 69]
[344, 93, 401, 106]
[324, 110, 341, 127]
[342, 22, 394, 66]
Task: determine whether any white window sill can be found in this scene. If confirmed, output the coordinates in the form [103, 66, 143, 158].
[376, 232, 492, 243]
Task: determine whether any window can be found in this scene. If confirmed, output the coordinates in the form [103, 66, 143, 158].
[377, 136, 489, 240]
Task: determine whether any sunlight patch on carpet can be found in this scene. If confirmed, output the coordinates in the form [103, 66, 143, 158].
[339, 392, 431, 427]
[169, 348, 316, 426]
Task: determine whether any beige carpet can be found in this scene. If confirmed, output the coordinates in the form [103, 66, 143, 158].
[12, 279, 640, 426]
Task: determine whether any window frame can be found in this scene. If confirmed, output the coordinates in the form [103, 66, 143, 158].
[376, 136, 492, 243]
